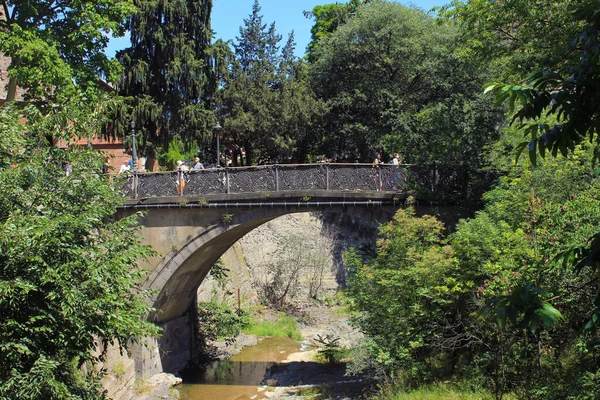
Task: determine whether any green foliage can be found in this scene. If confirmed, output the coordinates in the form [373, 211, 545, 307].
[303, 0, 370, 62]
[491, 285, 562, 332]
[243, 312, 302, 340]
[314, 334, 342, 365]
[346, 150, 600, 396]
[439, 0, 584, 81]
[112, 360, 126, 378]
[346, 207, 462, 377]
[209, 258, 230, 289]
[0, 104, 159, 399]
[196, 297, 249, 345]
[158, 137, 199, 170]
[377, 382, 498, 400]
[310, 1, 503, 164]
[219, 0, 325, 165]
[0, 0, 134, 101]
[117, 0, 217, 152]
[221, 212, 234, 224]
[474, 1, 600, 167]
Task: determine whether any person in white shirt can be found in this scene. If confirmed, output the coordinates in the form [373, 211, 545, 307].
[119, 161, 131, 174]
[178, 160, 190, 171]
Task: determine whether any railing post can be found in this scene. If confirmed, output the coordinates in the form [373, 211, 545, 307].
[133, 171, 138, 199]
[226, 166, 230, 194]
[275, 163, 279, 191]
[325, 160, 330, 190]
[178, 170, 183, 196]
[378, 165, 382, 191]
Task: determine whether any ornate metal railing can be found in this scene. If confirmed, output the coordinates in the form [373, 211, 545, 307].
[121, 163, 476, 201]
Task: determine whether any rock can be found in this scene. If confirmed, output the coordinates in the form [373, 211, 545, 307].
[144, 372, 182, 387]
[132, 373, 182, 400]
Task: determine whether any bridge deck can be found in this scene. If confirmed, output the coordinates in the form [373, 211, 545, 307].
[120, 163, 468, 204]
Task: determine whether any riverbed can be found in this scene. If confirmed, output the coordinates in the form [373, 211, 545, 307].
[177, 334, 367, 399]
[177, 336, 301, 400]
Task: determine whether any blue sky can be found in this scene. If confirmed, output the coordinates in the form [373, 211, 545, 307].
[105, 0, 445, 58]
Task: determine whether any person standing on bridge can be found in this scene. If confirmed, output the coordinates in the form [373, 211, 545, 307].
[373, 151, 383, 166]
[176, 160, 189, 195]
[193, 156, 204, 170]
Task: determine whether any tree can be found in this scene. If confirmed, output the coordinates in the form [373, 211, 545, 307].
[450, 0, 600, 328]
[346, 207, 461, 377]
[439, 0, 588, 82]
[0, 0, 134, 101]
[117, 0, 216, 153]
[219, 0, 323, 165]
[303, 0, 369, 61]
[0, 100, 158, 399]
[252, 231, 335, 308]
[309, 0, 503, 164]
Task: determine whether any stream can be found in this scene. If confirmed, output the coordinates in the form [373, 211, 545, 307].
[177, 336, 302, 400]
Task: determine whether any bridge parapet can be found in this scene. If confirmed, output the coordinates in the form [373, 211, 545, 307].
[122, 163, 472, 201]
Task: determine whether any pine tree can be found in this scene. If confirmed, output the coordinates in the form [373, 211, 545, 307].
[117, 0, 216, 153]
[219, 0, 323, 165]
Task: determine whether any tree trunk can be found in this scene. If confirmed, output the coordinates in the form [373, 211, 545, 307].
[5, 56, 20, 102]
[244, 139, 253, 166]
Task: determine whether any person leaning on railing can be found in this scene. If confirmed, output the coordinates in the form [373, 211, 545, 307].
[193, 156, 204, 170]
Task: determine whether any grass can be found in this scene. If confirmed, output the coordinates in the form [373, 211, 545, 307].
[242, 311, 302, 340]
[294, 385, 332, 399]
[376, 383, 499, 400]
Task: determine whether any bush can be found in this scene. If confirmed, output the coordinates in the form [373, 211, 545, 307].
[197, 297, 249, 345]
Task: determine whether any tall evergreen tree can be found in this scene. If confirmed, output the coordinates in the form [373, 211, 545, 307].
[219, 0, 323, 165]
[117, 0, 216, 153]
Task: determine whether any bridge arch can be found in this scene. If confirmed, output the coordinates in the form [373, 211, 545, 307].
[142, 203, 399, 324]
[122, 200, 400, 375]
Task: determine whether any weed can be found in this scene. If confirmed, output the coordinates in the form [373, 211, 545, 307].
[112, 360, 126, 377]
[314, 334, 342, 364]
[221, 212, 234, 223]
[301, 195, 311, 202]
[198, 199, 208, 205]
[134, 378, 152, 395]
[295, 385, 329, 398]
[169, 387, 180, 399]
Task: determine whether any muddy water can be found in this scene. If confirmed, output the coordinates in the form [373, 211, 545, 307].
[178, 336, 300, 400]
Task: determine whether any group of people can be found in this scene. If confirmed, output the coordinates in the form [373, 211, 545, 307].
[118, 157, 147, 174]
[116, 156, 206, 174]
[175, 157, 205, 195]
[373, 152, 402, 166]
[177, 157, 205, 171]
[114, 153, 399, 174]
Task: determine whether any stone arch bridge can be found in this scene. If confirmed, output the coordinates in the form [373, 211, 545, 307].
[116, 163, 472, 377]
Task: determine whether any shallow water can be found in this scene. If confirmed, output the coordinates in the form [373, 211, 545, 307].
[178, 336, 300, 400]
